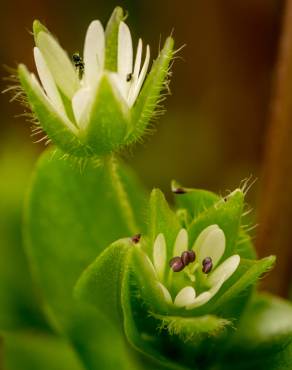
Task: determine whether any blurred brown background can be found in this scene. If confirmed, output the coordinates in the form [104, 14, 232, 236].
[1, 0, 291, 299]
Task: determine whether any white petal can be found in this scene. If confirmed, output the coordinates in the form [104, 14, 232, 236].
[153, 234, 167, 281]
[37, 31, 80, 99]
[128, 45, 150, 107]
[208, 254, 240, 286]
[158, 282, 172, 304]
[174, 286, 196, 307]
[186, 276, 226, 310]
[133, 39, 143, 81]
[109, 72, 128, 101]
[118, 22, 133, 77]
[173, 229, 188, 257]
[33, 47, 66, 117]
[72, 87, 92, 128]
[193, 225, 225, 267]
[83, 20, 105, 86]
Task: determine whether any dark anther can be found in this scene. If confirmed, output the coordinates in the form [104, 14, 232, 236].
[202, 257, 213, 274]
[131, 234, 141, 244]
[181, 250, 196, 266]
[223, 197, 228, 202]
[126, 73, 132, 82]
[169, 256, 185, 272]
[172, 187, 186, 194]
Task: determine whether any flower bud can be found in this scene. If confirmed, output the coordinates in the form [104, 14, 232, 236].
[17, 7, 174, 157]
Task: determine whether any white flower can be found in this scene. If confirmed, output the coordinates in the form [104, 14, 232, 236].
[146, 226, 240, 309]
[33, 20, 150, 131]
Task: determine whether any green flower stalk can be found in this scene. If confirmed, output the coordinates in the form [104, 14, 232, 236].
[17, 7, 174, 157]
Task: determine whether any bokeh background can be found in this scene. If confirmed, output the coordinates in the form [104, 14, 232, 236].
[1, 0, 291, 344]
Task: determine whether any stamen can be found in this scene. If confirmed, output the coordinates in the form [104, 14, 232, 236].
[131, 234, 141, 244]
[181, 250, 196, 266]
[202, 257, 213, 274]
[169, 256, 185, 272]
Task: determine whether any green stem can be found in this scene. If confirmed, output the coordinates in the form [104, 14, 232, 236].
[106, 155, 139, 235]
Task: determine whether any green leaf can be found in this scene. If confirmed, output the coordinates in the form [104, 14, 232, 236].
[128, 37, 174, 144]
[3, 331, 84, 370]
[187, 188, 244, 260]
[153, 314, 231, 343]
[25, 149, 146, 305]
[24, 148, 147, 369]
[105, 7, 125, 71]
[75, 238, 133, 327]
[219, 293, 292, 370]
[18, 65, 88, 157]
[85, 74, 130, 155]
[147, 189, 181, 257]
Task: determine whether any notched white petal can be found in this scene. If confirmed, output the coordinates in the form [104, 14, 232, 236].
[173, 229, 188, 257]
[158, 282, 172, 304]
[208, 254, 240, 287]
[72, 87, 92, 129]
[33, 47, 66, 117]
[118, 22, 133, 77]
[174, 286, 196, 307]
[128, 44, 150, 107]
[37, 31, 80, 99]
[133, 39, 143, 81]
[194, 225, 225, 267]
[83, 20, 105, 86]
[153, 233, 167, 281]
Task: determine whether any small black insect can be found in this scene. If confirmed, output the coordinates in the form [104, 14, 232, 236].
[131, 234, 141, 244]
[126, 73, 132, 82]
[72, 53, 84, 77]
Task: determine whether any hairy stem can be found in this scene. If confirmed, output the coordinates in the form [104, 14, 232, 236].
[106, 155, 138, 235]
[256, 0, 292, 296]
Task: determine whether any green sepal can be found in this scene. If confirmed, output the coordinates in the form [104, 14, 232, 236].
[105, 7, 125, 71]
[187, 188, 244, 260]
[33, 20, 49, 41]
[153, 313, 231, 343]
[128, 37, 175, 144]
[74, 238, 133, 327]
[84, 74, 130, 155]
[18, 65, 89, 157]
[147, 189, 181, 257]
[209, 256, 276, 314]
[172, 181, 220, 220]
